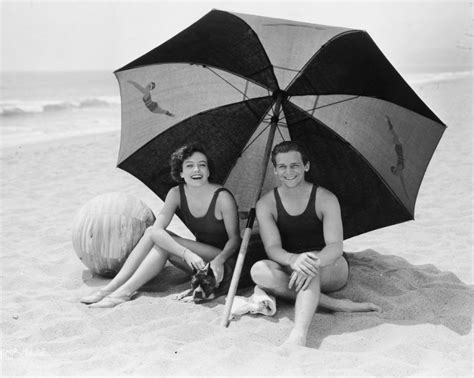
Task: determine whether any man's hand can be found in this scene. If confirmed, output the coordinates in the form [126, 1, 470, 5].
[289, 270, 314, 291]
[289, 252, 320, 276]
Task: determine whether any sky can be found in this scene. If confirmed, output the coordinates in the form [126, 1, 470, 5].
[0, 0, 472, 73]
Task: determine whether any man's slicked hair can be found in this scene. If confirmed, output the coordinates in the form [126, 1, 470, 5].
[271, 141, 309, 167]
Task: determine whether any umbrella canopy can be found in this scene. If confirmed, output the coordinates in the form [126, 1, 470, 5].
[114, 9, 445, 240]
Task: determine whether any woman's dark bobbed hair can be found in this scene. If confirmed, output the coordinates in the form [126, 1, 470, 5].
[169, 143, 213, 183]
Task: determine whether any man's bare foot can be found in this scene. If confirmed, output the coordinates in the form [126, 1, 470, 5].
[332, 299, 381, 313]
[278, 328, 307, 355]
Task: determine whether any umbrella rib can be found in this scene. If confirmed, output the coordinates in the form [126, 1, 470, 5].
[206, 66, 252, 100]
[301, 95, 360, 113]
[264, 112, 285, 125]
[241, 122, 272, 154]
[241, 119, 287, 155]
[276, 124, 287, 140]
[311, 96, 320, 117]
[273, 65, 300, 73]
[250, 64, 279, 90]
[262, 118, 286, 128]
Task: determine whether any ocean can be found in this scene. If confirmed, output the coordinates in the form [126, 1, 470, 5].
[0, 71, 121, 148]
[0, 69, 472, 149]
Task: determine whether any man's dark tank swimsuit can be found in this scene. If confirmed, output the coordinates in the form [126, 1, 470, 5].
[274, 184, 326, 253]
[274, 184, 348, 266]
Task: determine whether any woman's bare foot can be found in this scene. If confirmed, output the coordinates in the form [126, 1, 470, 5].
[80, 289, 112, 304]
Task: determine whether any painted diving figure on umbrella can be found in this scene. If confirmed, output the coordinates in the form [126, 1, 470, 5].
[128, 80, 175, 117]
[385, 115, 409, 199]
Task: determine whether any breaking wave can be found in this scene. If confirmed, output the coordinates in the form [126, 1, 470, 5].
[0, 96, 120, 117]
[405, 70, 473, 85]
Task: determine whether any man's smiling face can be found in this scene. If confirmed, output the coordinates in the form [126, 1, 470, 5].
[274, 150, 309, 188]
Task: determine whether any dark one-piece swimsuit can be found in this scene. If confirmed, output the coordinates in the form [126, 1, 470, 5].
[177, 184, 264, 288]
[178, 184, 231, 250]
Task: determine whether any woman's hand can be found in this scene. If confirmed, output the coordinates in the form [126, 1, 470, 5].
[210, 258, 225, 286]
[289, 252, 320, 276]
[182, 249, 206, 271]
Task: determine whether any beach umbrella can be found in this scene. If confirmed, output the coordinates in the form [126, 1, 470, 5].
[114, 10, 445, 326]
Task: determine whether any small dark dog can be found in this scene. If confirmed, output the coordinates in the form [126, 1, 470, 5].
[173, 235, 266, 304]
[174, 262, 233, 303]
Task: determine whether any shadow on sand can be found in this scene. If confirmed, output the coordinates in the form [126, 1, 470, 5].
[82, 249, 473, 348]
[298, 249, 473, 348]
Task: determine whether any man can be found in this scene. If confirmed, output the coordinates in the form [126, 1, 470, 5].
[251, 141, 380, 348]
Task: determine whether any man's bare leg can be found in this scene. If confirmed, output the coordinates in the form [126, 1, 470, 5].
[284, 274, 321, 347]
[251, 259, 381, 313]
[251, 259, 380, 348]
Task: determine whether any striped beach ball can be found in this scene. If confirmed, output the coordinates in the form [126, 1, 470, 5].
[72, 192, 155, 277]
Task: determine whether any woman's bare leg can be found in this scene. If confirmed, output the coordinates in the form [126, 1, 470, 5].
[163, 230, 220, 259]
[108, 246, 170, 298]
[95, 232, 222, 299]
[81, 228, 156, 303]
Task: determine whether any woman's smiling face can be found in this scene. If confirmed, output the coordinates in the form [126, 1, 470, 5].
[274, 150, 309, 188]
[180, 152, 210, 186]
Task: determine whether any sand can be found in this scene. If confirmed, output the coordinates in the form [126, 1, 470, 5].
[1, 74, 473, 376]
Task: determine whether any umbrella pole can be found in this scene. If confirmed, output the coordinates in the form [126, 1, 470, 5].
[220, 208, 257, 327]
[221, 94, 282, 327]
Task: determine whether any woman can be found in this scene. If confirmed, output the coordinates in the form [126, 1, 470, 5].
[251, 141, 380, 347]
[81, 143, 241, 307]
